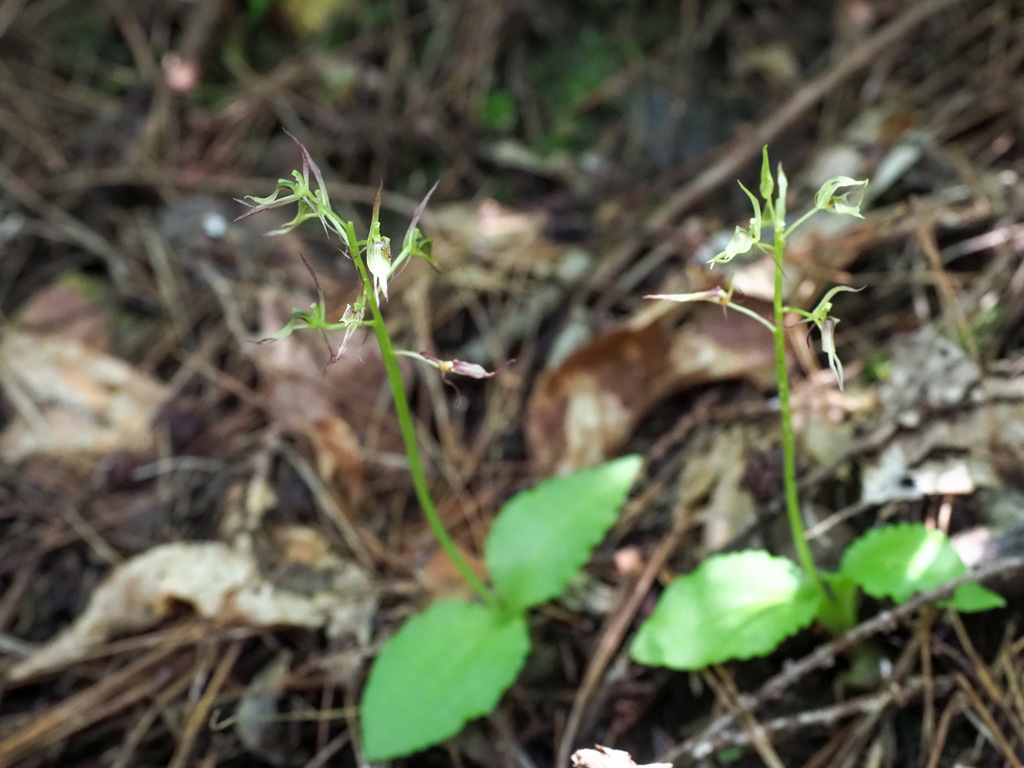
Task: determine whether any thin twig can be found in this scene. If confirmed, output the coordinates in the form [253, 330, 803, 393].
[688, 675, 954, 757]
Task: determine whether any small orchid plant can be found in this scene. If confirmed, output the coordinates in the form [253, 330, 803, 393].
[631, 146, 1003, 672]
[237, 132, 498, 598]
[238, 132, 643, 761]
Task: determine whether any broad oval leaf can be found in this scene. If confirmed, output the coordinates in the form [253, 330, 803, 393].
[840, 523, 1004, 611]
[631, 551, 821, 670]
[485, 455, 642, 611]
[361, 600, 530, 761]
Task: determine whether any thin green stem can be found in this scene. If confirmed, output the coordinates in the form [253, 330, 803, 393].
[352, 253, 495, 605]
[781, 207, 818, 241]
[771, 233, 823, 595]
[722, 301, 777, 333]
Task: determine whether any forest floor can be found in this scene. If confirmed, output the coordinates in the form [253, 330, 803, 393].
[2, 1, 1024, 767]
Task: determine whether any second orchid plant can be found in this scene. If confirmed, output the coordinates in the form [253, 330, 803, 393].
[631, 146, 1004, 671]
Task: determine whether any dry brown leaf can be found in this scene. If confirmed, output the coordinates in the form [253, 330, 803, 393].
[526, 306, 776, 474]
[696, 427, 757, 552]
[858, 327, 1023, 506]
[0, 329, 169, 462]
[13, 272, 114, 350]
[8, 530, 375, 682]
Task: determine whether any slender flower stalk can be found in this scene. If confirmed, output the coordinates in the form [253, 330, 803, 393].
[352, 253, 494, 604]
[769, 226, 822, 593]
[645, 146, 867, 599]
[238, 133, 496, 605]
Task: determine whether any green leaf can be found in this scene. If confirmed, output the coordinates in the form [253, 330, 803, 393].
[361, 600, 530, 761]
[840, 523, 1004, 610]
[485, 455, 642, 612]
[631, 551, 822, 670]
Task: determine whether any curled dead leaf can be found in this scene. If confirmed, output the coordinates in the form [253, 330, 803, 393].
[8, 532, 375, 683]
[0, 329, 169, 462]
[526, 307, 775, 474]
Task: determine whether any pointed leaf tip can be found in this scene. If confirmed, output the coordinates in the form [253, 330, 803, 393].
[361, 601, 530, 760]
[485, 455, 642, 611]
